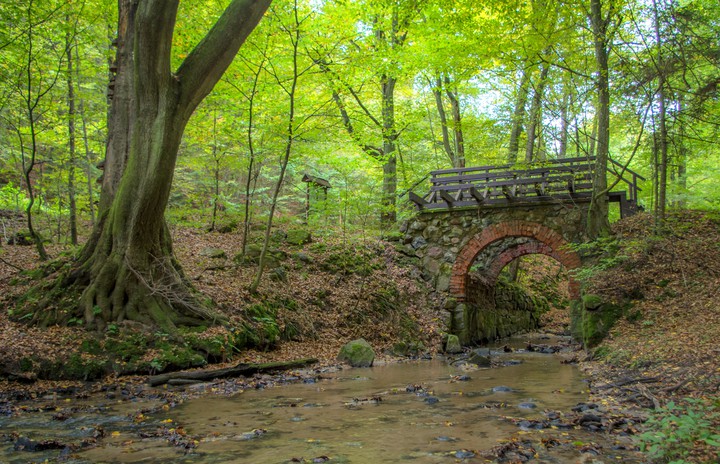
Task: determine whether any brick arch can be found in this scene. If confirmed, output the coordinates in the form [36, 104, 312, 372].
[449, 221, 581, 301]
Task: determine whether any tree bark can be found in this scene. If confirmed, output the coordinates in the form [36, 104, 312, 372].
[652, 0, 668, 230]
[508, 67, 530, 164]
[381, 73, 398, 226]
[525, 57, 551, 163]
[66, 27, 78, 246]
[587, 0, 611, 238]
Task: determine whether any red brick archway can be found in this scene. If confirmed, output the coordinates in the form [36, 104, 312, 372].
[449, 220, 581, 301]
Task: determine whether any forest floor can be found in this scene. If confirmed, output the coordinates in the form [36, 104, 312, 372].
[0, 210, 718, 463]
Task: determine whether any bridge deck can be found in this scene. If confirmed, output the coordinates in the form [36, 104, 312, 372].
[410, 157, 644, 217]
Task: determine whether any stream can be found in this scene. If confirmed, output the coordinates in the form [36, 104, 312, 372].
[0, 335, 642, 463]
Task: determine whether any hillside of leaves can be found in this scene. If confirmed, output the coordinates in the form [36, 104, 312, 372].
[579, 211, 720, 463]
[0, 211, 444, 390]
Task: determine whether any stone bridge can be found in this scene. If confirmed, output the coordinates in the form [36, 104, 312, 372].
[401, 203, 588, 342]
[401, 157, 645, 344]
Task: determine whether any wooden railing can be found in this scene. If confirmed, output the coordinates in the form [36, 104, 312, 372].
[409, 157, 645, 216]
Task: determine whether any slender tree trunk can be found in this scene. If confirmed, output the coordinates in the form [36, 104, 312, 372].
[558, 80, 572, 159]
[250, 0, 301, 293]
[432, 74, 465, 168]
[652, 0, 668, 229]
[587, 0, 611, 238]
[209, 110, 220, 232]
[241, 69, 263, 256]
[20, 1, 48, 261]
[66, 27, 78, 245]
[525, 59, 550, 163]
[432, 75, 455, 166]
[445, 76, 465, 168]
[675, 96, 687, 207]
[380, 74, 398, 226]
[508, 67, 530, 164]
[74, 36, 96, 225]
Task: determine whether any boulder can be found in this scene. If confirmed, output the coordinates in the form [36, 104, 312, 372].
[235, 244, 287, 268]
[199, 247, 226, 259]
[444, 334, 463, 354]
[337, 339, 375, 367]
[286, 229, 311, 246]
[269, 267, 287, 282]
[467, 352, 491, 367]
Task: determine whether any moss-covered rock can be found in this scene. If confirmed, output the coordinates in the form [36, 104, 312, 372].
[320, 247, 379, 276]
[582, 294, 603, 311]
[337, 338, 375, 367]
[235, 245, 287, 268]
[286, 229, 311, 246]
[444, 334, 463, 353]
[571, 299, 626, 347]
[200, 247, 227, 259]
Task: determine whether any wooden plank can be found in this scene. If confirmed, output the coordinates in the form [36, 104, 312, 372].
[468, 187, 487, 203]
[409, 191, 428, 207]
[438, 189, 456, 205]
[502, 184, 517, 199]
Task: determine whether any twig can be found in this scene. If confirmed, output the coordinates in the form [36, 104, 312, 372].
[594, 376, 660, 390]
[0, 256, 23, 272]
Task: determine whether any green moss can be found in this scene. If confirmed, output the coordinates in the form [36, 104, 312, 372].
[320, 247, 380, 276]
[570, 299, 627, 347]
[19, 357, 33, 372]
[582, 294, 603, 310]
[104, 333, 148, 363]
[146, 342, 207, 373]
[80, 338, 103, 355]
[285, 228, 311, 246]
[53, 354, 108, 381]
[463, 278, 548, 343]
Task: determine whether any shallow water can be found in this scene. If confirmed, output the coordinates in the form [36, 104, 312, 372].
[1, 337, 591, 463]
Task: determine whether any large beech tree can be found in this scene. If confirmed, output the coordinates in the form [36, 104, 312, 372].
[27, 0, 272, 330]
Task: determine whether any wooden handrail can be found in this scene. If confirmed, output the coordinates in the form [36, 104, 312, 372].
[409, 156, 645, 216]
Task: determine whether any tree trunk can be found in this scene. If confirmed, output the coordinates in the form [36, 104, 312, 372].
[508, 67, 530, 164]
[25, 0, 271, 331]
[380, 74, 398, 226]
[587, 0, 611, 238]
[432, 74, 465, 168]
[525, 59, 550, 163]
[558, 78, 572, 159]
[652, 0, 668, 229]
[445, 76, 465, 168]
[241, 54, 266, 257]
[66, 27, 79, 246]
[250, 0, 301, 293]
[432, 75, 455, 166]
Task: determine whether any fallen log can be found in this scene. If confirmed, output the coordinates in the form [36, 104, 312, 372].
[148, 358, 318, 387]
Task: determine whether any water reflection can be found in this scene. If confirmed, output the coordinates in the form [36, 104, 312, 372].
[84, 350, 586, 463]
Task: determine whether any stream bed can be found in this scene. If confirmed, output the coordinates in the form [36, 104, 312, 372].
[0, 336, 643, 463]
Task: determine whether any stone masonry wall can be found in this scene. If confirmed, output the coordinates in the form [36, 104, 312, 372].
[400, 202, 589, 342]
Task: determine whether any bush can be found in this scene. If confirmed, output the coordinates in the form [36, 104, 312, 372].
[638, 398, 720, 463]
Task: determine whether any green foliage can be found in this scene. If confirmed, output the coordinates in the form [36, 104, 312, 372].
[638, 399, 720, 463]
[568, 237, 629, 284]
